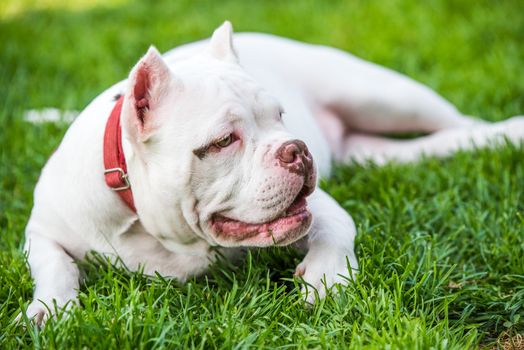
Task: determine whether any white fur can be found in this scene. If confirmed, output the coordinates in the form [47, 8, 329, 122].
[21, 21, 524, 324]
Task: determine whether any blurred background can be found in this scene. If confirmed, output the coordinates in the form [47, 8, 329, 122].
[1, 0, 523, 117]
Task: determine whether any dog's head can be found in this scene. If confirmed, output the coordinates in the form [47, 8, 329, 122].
[121, 22, 316, 250]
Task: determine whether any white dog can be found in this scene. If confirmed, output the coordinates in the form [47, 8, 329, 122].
[22, 21, 524, 325]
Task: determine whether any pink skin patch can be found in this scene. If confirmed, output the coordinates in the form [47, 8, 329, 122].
[294, 264, 306, 277]
[134, 63, 150, 127]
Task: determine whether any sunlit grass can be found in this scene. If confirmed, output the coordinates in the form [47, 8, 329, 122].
[0, 0, 126, 19]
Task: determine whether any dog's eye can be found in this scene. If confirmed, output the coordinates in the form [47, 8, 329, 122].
[215, 134, 234, 148]
[278, 109, 285, 121]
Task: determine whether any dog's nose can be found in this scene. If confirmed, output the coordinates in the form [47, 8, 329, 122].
[276, 140, 312, 174]
[277, 140, 303, 164]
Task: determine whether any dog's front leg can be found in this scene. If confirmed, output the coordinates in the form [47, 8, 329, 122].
[21, 233, 80, 326]
[294, 188, 358, 303]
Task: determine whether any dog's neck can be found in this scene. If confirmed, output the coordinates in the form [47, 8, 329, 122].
[103, 95, 136, 212]
[103, 96, 209, 256]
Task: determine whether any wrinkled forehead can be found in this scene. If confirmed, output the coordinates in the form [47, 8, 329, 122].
[175, 60, 281, 127]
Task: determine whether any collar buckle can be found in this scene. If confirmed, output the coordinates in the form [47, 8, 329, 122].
[104, 167, 130, 191]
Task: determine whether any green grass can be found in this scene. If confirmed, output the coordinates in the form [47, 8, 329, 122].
[1, 0, 523, 348]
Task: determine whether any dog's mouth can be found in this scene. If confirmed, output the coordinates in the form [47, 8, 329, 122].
[211, 187, 313, 246]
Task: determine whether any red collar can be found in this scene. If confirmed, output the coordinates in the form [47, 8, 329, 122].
[103, 96, 137, 212]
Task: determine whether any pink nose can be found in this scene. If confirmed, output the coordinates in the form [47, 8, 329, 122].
[276, 140, 313, 175]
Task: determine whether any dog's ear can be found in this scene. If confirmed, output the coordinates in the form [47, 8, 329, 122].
[208, 21, 238, 62]
[124, 46, 171, 140]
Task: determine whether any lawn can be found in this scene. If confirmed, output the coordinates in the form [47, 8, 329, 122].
[1, 0, 523, 348]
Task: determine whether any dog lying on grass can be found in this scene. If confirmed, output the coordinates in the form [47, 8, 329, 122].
[21, 21, 524, 325]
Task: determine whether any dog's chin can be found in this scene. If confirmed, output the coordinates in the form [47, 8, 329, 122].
[210, 194, 312, 247]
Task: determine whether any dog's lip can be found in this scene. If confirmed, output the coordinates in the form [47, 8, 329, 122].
[211, 192, 311, 241]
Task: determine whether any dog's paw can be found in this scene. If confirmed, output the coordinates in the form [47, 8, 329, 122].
[16, 297, 76, 327]
[294, 252, 357, 304]
[16, 300, 51, 327]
